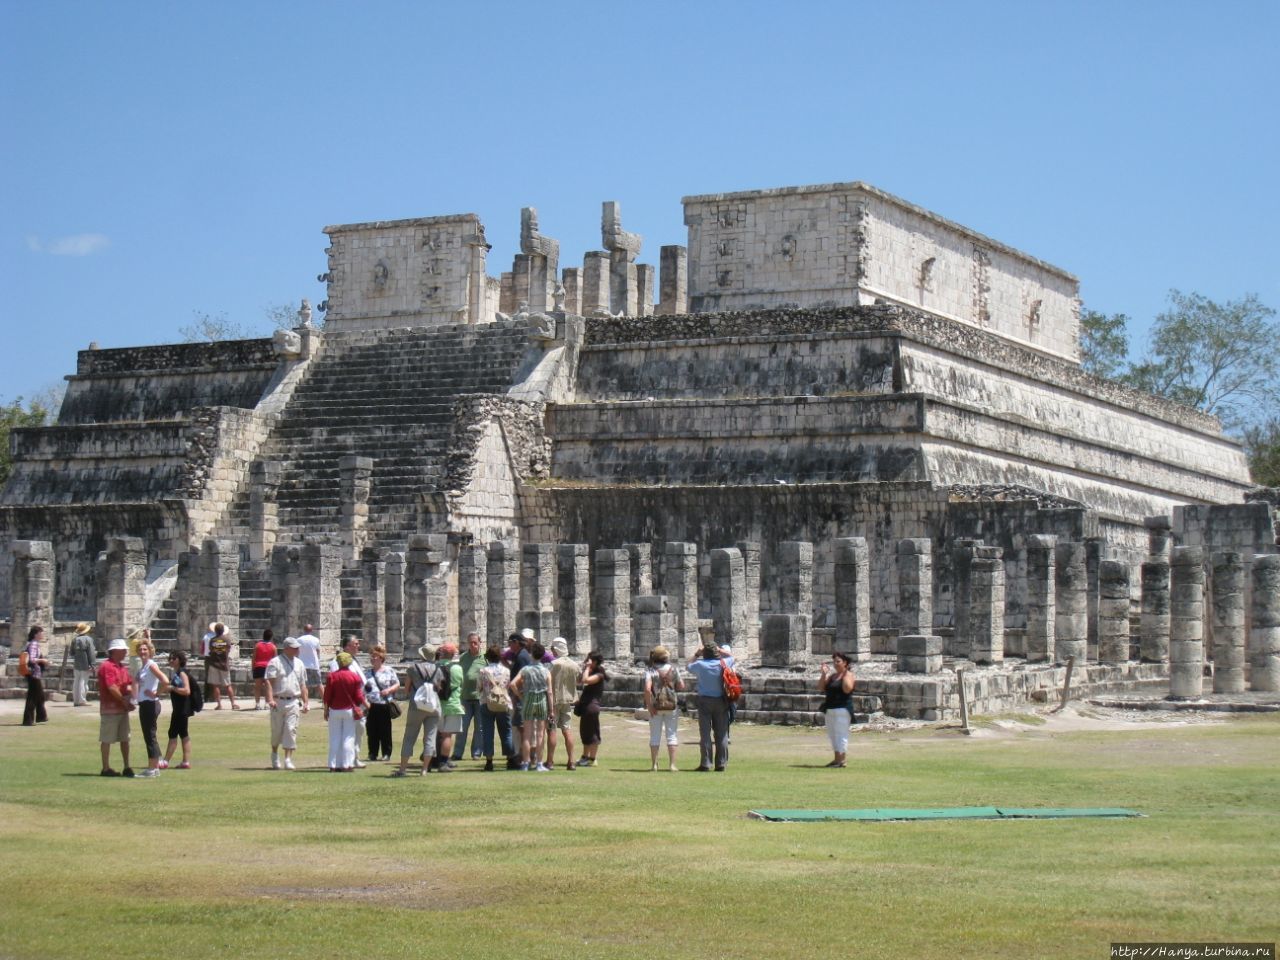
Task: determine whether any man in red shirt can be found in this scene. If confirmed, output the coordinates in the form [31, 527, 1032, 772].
[98, 638, 136, 777]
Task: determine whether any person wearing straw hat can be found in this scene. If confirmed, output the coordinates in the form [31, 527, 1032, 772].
[70, 622, 97, 707]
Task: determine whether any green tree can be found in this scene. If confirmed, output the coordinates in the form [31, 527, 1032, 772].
[1079, 308, 1130, 379]
[0, 396, 52, 485]
[1121, 290, 1279, 430]
[1242, 418, 1280, 487]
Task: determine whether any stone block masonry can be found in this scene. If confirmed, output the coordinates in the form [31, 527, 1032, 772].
[968, 546, 1005, 665]
[593, 548, 631, 660]
[486, 540, 519, 649]
[1168, 546, 1205, 699]
[95, 537, 146, 645]
[1251, 555, 1280, 691]
[709, 547, 747, 650]
[1054, 542, 1087, 664]
[1209, 551, 1246, 694]
[456, 544, 487, 646]
[897, 634, 943, 674]
[556, 544, 591, 656]
[299, 540, 342, 649]
[833, 537, 871, 661]
[518, 542, 558, 639]
[897, 539, 933, 641]
[1024, 535, 1056, 663]
[1097, 559, 1131, 665]
[661, 542, 700, 659]
[1140, 558, 1171, 663]
[633, 594, 676, 663]
[761, 613, 807, 668]
[8, 541, 54, 656]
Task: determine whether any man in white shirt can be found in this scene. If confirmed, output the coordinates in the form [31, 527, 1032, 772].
[328, 636, 367, 768]
[265, 637, 310, 770]
[296, 624, 322, 697]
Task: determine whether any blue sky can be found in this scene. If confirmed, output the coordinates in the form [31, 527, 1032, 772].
[3, 0, 1277, 409]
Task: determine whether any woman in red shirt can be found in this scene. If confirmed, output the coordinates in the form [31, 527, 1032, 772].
[323, 652, 366, 772]
[252, 629, 278, 711]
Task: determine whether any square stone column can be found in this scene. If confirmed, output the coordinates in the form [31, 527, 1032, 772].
[897, 635, 943, 674]
[562, 267, 582, 316]
[1145, 515, 1173, 560]
[175, 546, 203, 655]
[623, 543, 653, 599]
[761, 613, 807, 667]
[1169, 546, 1205, 699]
[1209, 551, 1246, 693]
[735, 540, 761, 656]
[557, 544, 592, 656]
[897, 539, 933, 641]
[777, 540, 814, 654]
[519, 542, 559, 640]
[1250, 555, 1280, 691]
[969, 546, 1005, 665]
[662, 542, 700, 659]
[339, 456, 374, 568]
[593, 548, 632, 660]
[202, 538, 241, 642]
[1054, 541, 1088, 664]
[499, 271, 516, 316]
[634, 594, 676, 663]
[833, 537, 871, 662]
[9, 541, 55, 657]
[1024, 535, 1056, 664]
[709, 547, 747, 650]
[950, 539, 981, 658]
[384, 551, 405, 656]
[1085, 537, 1105, 662]
[270, 544, 302, 640]
[635, 263, 655, 317]
[658, 245, 688, 316]
[1097, 560, 1131, 664]
[405, 534, 451, 651]
[1140, 558, 1171, 663]
[95, 537, 147, 646]
[361, 547, 386, 650]
[486, 540, 520, 648]
[581, 252, 610, 316]
[456, 543, 487, 647]
[299, 540, 342, 649]
[248, 461, 281, 565]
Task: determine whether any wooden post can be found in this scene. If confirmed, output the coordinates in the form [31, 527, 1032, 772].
[1055, 655, 1076, 713]
[956, 666, 971, 735]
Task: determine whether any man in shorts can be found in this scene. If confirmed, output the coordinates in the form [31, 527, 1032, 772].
[206, 623, 238, 710]
[296, 624, 322, 697]
[97, 638, 135, 777]
[265, 637, 310, 770]
[546, 638, 581, 770]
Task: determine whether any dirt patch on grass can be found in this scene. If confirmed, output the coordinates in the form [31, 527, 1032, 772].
[251, 876, 494, 911]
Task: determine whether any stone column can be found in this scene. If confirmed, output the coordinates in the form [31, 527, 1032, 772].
[270, 545, 301, 640]
[603, 201, 641, 316]
[361, 548, 386, 650]
[761, 613, 807, 667]
[662, 542, 700, 659]
[634, 594, 676, 663]
[9, 541, 55, 658]
[897, 635, 943, 674]
[499, 271, 516, 316]
[778, 541, 814, 654]
[1140, 558, 1171, 663]
[519, 542, 559, 639]
[1250, 554, 1280, 691]
[709, 547, 747, 650]
[1097, 560, 1131, 664]
[735, 540, 761, 656]
[657, 244, 688, 316]
[298, 540, 341, 649]
[950, 539, 980, 658]
[593, 548, 632, 660]
[897, 539, 933, 640]
[635, 263, 655, 317]
[1054, 542, 1088, 664]
[833, 537, 871, 662]
[623, 542, 653, 599]
[561, 267, 582, 316]
[556, 544, 592, 656]
[248, 461, 281, 565]
[1085, 537, 1105, 662]
[581, 252, 610, 316]
[1169, 546, 1205, 699]
[512, 255, 533, 313]
[95, 537, 147, 646]
[1210, 551, 1246, 693]
[339, 455, 374, 568]
[969, 546, 1005, 665]
[456, 543, 487, 647]
[486, 540, 520, 648]
[405, 535, 450, 652]
[203, 538, 241, 642]
[1146, 515, 1173, 560]
[1024, 535, 1056, 663]
[384, 551, 405, 656]
[519, 207, 559, 314]
[175, 546, 202, 654]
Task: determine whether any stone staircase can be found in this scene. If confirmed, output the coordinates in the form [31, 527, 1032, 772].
[223, 322, 535, 546]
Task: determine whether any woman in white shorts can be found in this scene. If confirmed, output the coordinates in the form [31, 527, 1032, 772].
[818, 651, 856, 768]
[644, 645, 685, 772]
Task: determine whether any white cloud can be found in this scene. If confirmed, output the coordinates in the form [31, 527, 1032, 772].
[26, 233, 110, 256]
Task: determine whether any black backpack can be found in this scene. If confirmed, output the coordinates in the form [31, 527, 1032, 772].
[186, 669, 204, 714]
[435, 661, 453, 701]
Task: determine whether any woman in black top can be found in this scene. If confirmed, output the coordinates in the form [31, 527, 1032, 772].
[163, 651, 194, 769]
[576, 651, 608, 766]
[818, 651, 856, 768]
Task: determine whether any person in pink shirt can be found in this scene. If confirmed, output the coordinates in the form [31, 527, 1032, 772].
[251, 629, 278, 710]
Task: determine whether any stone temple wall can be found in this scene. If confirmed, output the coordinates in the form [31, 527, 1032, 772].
[682, 182, 1080, 361]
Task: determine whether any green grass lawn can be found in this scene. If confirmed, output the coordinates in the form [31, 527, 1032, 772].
[2, 703, 1278, 960]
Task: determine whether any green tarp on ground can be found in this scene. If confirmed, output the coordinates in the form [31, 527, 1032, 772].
[748, 807, 1142, 822]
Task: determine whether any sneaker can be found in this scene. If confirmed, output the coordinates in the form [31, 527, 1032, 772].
[435, 763, 453, 773]
[354, 760, 367, 769]
[390, 768, 407, 778]
[122, 767, 135, 778]
[576, 757, 592, 767]
[177, 762, 191, 770]
[158, 760, 169, 770]
[271, 754, 280, 770]
[535, 763, 551, 772]
[517, 762, 530, 771]
[136, 768, 159, 778]
[284, 758, 296, 771]
[441, 760, 457, 770]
